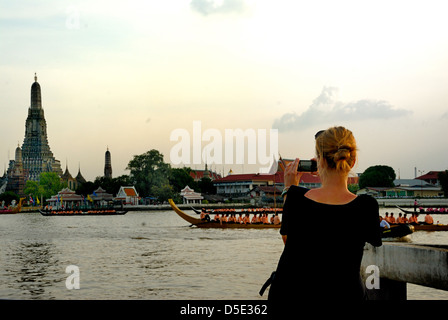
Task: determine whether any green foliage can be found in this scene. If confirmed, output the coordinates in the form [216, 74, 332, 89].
[93, 175, 133, 195]
[198, 177, 216, 194]
[169, 167, 198, 192]
[24, 180, 42, 197]
[152, 184, 174, 203]
[359, 165, 396, 189]
[73, 149, 218, 203]
[126, 149, 172, 197]
[438, 170, 448, 197]
[24, 172, 67, 201]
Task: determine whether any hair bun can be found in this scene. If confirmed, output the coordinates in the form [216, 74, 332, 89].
[334, 148, 350, 162]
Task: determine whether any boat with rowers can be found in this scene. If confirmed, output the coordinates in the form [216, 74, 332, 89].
[190, 206, 283, 215]
[39, 208, 128, 216]
[396, 205, 448, 214]
[395, 206, 448, 231]
[170, 199, 280, 229]
[412, 224, 448, 231]
[170, 199, 414, 238]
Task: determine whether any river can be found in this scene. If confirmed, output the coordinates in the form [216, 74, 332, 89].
[1, 208, 447, 300]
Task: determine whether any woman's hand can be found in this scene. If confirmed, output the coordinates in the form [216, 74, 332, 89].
[284, 158, 303, 188]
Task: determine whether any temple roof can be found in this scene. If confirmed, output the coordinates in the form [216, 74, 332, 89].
[75, 168, 87, 184]
[61, 165, 73, 180]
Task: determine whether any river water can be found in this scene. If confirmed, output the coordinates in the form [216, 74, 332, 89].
[1, 208, 447, 300]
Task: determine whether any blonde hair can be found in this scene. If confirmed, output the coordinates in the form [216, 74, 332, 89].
[315, 126, 357, 174]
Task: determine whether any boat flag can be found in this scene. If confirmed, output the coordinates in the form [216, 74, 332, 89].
[87, 194, 93, 202]
[29, 195, 34, 205]
[36, 197, 40, 205]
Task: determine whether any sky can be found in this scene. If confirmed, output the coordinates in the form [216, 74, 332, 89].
[1, 0, 448, 181]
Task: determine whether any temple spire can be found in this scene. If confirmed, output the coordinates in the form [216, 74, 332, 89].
[30, 73, 42, 109]
[104, 147, 112, 179]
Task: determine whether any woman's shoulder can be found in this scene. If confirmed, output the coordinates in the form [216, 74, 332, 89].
[356, 193, 378, 202]
[355, 194, 379, 208]
[288, 185, 309, 196]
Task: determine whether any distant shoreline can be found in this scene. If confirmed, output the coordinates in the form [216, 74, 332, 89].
[19, 198, 448, 213]
[124, 198, 448, 211]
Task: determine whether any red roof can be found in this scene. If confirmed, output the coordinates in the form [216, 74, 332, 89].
[190, 169, 221, 181]
[416, 171, 441, 180]
[213, 172, 323, 184]
[214, 173, 274, 183]
[123, 187, 137, 196]
[213, 157, 359, 185]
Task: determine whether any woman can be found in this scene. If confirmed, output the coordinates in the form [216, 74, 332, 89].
[268, 126, 382, 304]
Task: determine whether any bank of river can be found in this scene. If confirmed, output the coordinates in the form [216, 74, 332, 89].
[114, 197, 448, 211]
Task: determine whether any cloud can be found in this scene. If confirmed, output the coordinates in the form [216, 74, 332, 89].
[190, 0, 246, 16]
[273, 87, 412, 132]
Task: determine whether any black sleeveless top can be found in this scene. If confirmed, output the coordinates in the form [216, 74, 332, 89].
[268, 186, 382, 302]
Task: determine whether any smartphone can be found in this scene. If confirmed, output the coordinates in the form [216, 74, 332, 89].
[297, 160, 317, 172]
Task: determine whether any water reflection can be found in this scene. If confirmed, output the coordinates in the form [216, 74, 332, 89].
[4, 241, 62, 299]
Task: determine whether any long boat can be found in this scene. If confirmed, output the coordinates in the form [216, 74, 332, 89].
[396, 205, 448, 214]
[394, 206, 448, 231]
[169, 199, 280, 229]
[412, 224, 448, 231]
[39, 209, 128, 216]
[190, 206, 283, 215]
[170, 199, 414, 238]
[0, 198, 25, 215]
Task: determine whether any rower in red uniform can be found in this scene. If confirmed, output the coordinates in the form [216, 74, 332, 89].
[424, 213, 434, 225]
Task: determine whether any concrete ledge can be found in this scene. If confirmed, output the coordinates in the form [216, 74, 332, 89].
[361, 243, 448, 298]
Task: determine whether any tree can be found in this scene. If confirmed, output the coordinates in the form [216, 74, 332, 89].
[152, 184, 175, 203]
[126, 149, 172, 197]
[23, 172, 67, 201]
[198, 177, 216, 195]
[24, 180, 43, 198]
[438, 170, 448, 197]
[75, 181, 96, 196]
[39, 172, 67, 199]
[169, 167, 198, 193]
[93, 175, 132, 195]
[359, 165, 396, 189]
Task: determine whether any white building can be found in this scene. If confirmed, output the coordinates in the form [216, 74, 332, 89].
[115, 186, 140, 205]
[180, 186, 203, 204]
